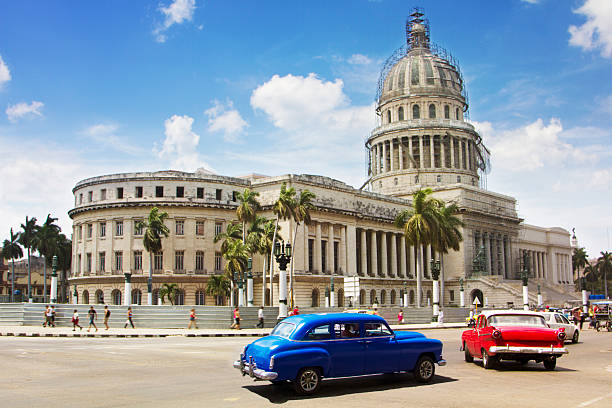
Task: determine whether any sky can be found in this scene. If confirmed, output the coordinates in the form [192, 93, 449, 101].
[0, 0, 611, 259]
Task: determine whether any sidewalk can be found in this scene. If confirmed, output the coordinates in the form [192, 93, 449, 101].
[0, 322, 466, 338]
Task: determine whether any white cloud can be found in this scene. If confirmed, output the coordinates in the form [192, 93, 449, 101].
[157, 114, 213, 172]
[153, 0, 197, 43]
[82, 123, 144, 155]
[347, 54, 373, 65]
[569, 0, 612, 57]
[0, 55, 11, 89]
[6, 101, 44, 122]
[204, 100, 248, 142]
[521, 0, 540, 4]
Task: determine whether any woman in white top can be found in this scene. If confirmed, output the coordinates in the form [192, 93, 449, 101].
[71, 309, 82, 331]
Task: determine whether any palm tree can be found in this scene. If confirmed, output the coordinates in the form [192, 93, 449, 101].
[214, 221, 243, 306]
[34, 214, 61, 302]
[583, 262, 599, 293]
[260, 218, 282, 305]
[597, 251, 612, 298]
[236, 188, 261, 242]
[394, 188, 442, 307]
[2, 229, 23, 302]
[223, 239, 249, 280]
[206, 274, 230, 305]
[572, 247, 588, 275]
[137, 207, 170, 305]
[289, 189, 315, 308]
[18, 216, 38, 302]
[55, 233, 72, 302]
[159, 283, 180, 305]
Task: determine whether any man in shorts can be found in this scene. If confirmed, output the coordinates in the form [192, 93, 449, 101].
[87, 306, 98, 332]
[103, 305, 111, 330]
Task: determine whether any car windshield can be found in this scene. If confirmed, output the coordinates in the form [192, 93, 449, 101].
[488, 314, 547, 327]
[270, 322, 295, 338]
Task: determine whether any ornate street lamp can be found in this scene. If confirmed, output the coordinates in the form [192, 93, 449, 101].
[459, 277, 465, 307]
[50, 255, 58, 304]
[73, 284, 78, 305]
[247, 257, 254, 307]
[537, 284, 543, 307]
[430, 259, 441, 320]
[124, 270, 132, 306]
[520, 251, 531, 310]
[403, 280, 408, 307]
[274, 241, 291, 320]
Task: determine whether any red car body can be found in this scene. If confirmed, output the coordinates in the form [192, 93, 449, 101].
[461, 310, 568, 370]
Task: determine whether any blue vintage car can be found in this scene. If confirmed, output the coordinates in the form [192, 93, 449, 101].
[233, 313, 446, 394]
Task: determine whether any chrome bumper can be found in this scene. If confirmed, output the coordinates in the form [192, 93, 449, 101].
[437, 359, 447, 366]
[489, 345, 568, 355]
[233, 357, 278, 381]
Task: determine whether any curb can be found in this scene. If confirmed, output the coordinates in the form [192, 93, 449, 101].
[0, 332, 271, 338]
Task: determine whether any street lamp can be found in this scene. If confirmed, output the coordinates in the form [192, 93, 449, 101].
[50, 255, 58, 304]
[124, 270, 132, 306]
[459, 277, 465, 307]
[247, 257, 254, 307]
[520, 251, 531, 310]
[430, 259, 441, 320]
[274, 241, 291, 321]
[73, 284, 78, 305]
[403, 280, 408, 307]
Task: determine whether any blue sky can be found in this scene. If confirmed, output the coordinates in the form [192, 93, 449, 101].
[1, 0, 611, 258]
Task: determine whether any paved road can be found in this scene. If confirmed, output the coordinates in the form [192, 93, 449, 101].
[1, 328, 611, 408]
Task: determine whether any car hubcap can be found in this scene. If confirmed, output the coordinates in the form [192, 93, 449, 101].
[420, 360, 433, 379]
[300, 370, 318, 391]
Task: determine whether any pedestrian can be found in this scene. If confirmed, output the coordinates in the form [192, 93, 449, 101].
[398, 309, 404, 324]
[373, 308, 379, 316]
[257, 306, 264, 328]
[71, 309, 82, 331]
[42, 305, 50, 327]
[188, 308, 198, 329]
[51, 306, 56, 327]
[103, 305, 111, 330]
[230, 307, 240, 330]
[292, 306, 299, 315]
[87, 306, 98, 332]
[124, 306, 135, 328]
[438, 309, 445, 324]
[580, 309, 585, 330]
[45, 305, 55, 327]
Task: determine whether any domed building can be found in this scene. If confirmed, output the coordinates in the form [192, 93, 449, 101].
[68, 10, 577, 311]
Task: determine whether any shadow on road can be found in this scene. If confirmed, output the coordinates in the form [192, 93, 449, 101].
[472, 360, 577, 372]
[244, 374, 458, 403]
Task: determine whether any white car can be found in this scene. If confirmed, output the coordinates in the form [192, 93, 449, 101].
[540, 312, 580, 343]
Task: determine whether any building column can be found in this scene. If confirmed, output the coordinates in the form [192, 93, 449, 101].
[399, 139, 404, 170]
[340, 225, 347, 275]
[500, 235, 506, 278]
[360, 229, 367, 277]
[484, 233, 491, 274]
[418, 136, 424, 169]
[389, 139, 395, 171]
[458, 138, 464, 170]
[370, 145, 376, 176]
[391, 233, 398, 278]
[429, 136, 435, 168]
[450, 136, 456, 169]
[440, 136, 446, 168]
[370, 230, 378, 277]
[382, 142, 387, 173]
[400, 236, 407, 278]
[328, 224, 335, 274]
[315, 222, 322, 274]
[380, 231, 388, 277]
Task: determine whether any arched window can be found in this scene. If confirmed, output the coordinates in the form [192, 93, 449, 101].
[387, 110, 392, 124]
[195, 290, 206, 305]
[429, 104, 436, 118]
[337, 289, 344, 307]
[95, 289, 104, 304]
[444, 105, 450, 119]
[390, 289, 396, 305]
[398, 106, 404, 121]
[412, 104, 420, 119]
[82, 290, 89, 304]
[456, 108, 460, 120]
[409, 290, 415, 305]
[370, 289, 377, 305]
[265, 288, 270, 306]
[426, 290, 432, 306]
[131, 289, 142, 305]
[380, 290, 386, 304]
[359, 289, 366, 306]
[111, 289, 121, 305]
[311, 288, 320, 307]
[174, 289, 185, 305]
[152, 289, 159, 305]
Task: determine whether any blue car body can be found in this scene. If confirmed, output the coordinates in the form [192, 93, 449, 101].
[234, 313, 445, 387]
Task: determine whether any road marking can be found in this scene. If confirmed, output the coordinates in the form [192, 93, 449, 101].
[577, 392, 612, 407]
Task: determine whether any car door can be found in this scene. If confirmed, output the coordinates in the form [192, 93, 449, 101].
[327, 322, 365, 377]
[468, 315, 485, 356]
[556, 314, 575, 337]
[363, 322, 399, 374]
[547, 313, 561, 330]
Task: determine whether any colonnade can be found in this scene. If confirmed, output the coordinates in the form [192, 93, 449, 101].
[474, 230, 511, 278]
[518, 249, 572, 284]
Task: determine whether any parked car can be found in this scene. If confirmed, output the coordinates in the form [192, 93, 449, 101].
[234, 313, 446, 394]
[461, 310, 568, 370]
[540, 312, 580, 343]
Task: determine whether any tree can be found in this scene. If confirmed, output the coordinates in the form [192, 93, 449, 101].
[432, 202, 464, 307]
[54, 233, 72, 302]
[597, 251, 611, 299]
[259, 218, 282, 305]
[572, 247, 588, 276]
[214, 222, 243, 256]
[159, 283, 180, 305]
[583, 262, 599, 293]
[137, 207, 170, 305]
[289, 189, 315, 308]
[2, 228, 23, 302]
[236, 188, 261, 243]
[18, 216, 38, 302]
[33, 214, 61, 302]
[206, 274, 231, 305]
[394, 188, 442, 307]
[223, 239, 249, 282]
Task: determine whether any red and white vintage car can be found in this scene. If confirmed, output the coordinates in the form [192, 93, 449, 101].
[461, 310, 568, 370]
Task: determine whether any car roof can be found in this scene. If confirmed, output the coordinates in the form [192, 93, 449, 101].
[480, 310, 544, 318]
[282, 312, 386, 326]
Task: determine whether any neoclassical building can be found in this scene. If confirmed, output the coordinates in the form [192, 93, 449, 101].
[68, 11, 576, 308]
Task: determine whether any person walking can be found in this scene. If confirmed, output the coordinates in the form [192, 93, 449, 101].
[103, 306, 111, 330]
[188, 308, 198, 329]
[87, 306, 98, 332]
[438, 309, 445, 325]
[397, 309, 404, 324]
[257, 306, 264, 328]
[580, 309, 585, 330]
[51, 306, 57, 327]
[230, 307, 240, 330]
[124, 306, 135, 328]
[42, 305, 50, 327]
[71, 309, 82, 331]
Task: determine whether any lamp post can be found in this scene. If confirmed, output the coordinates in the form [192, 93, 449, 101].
[325, 287, 330, 308]
[330, 273, 335, 308]
[124, 270, 132, 306]
[73, 284, 78, 305]
[430, 259, 441, 320]
[50, 255, 58, 304]
[274, 241, 291, 321]
[234, 271, 245, 307]
[247, 257, 254, 307]
[521, 251, 530, 310]
[537, 284, 543, 307]
[403, 281, 408, 307]
[459, 278, 465, 307]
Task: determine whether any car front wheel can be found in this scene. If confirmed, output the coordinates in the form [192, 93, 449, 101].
[543, 356, 557, 370]
[413, 355, 435, 383]
[293, 367, 321, 395]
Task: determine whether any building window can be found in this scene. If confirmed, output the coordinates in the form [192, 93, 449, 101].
[134, 220, 143, 235]
[99, 252, 105, 273]
[437, 175, 441, 183]
[115, 251, 123, 271]
[154, 252, 163, 271]
[214, 222, 222, 236]
[429, 104, 436, 119]
[409, 290, 415, 305]
[215, 188, 222, 201]
[95, 289, 104, 304]
[101, 189, 106, 200]
[450, 290, 455, 302]
[195, 290, 206, 305]
[457, 176, 461, 183]
[321, 240, 327, 273]
[333, 241, 339, 273]
[99, 222, 106, 237]
[308, 239, 314, 271]
[370, 289, 376, 305]
[135, 186, 143, 198]
[86, 253, 92, 273]
[456, 108, 460, 120]
[175, 251, 184, 271]
[176, 186, 184, 198]
[174, 289, 185, 305]
[115, 221, 123, 236]
[381, 289, 386, 304]
[196, 221, 205, 236]
[87, 191, 92, 202]
[387, 110, 391, 123]
[111, 289, 121, 305]
[197, 187, 204, 199]
[82, 290, 89, 304]
[394, 177, 398, 185]
[215, 251, 222, 271]
[444, 105, 450, 119]
[77, 254, 81, 273]
[175, 220, 184, 235]
[412, 104, 420, 119]
[78, 225, 82, 240]
[415, 175, 419, 183]
[87, 224, 92, 238]
[195, 251, 204, 271]
[132, 289, 142, 305]
[116, 187, 123, 199]
[311, 289, 320, 307]
[156, 186, 163, 197]
[398, 106, 404, 121]
[134, 250, 142, 271]
[79, 193, 83, 204]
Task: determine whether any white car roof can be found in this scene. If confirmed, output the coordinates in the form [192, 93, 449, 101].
[480, 310, 543, 318]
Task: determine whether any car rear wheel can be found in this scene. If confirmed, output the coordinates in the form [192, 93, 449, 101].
[413, 355, 436, 383]
[464, 343, 474, 363]
[293, 367, 321, 395]
[543, 356, 557, 370]
[482, 349, 497, 369]
[572, 330, 579, 343]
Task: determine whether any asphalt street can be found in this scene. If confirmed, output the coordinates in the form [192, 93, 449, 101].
[1, 328, 611, 408]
